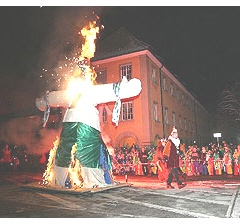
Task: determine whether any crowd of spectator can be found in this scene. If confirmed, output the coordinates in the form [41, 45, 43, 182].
[0, 140, 37, 171]
[1, 139, 240, 179]
[110, 140, 240, 178]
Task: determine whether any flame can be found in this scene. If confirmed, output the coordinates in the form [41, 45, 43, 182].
[40, 137, 59, 186]
[40, 20, 102, 189]
[68, 143, 83, 189]
[73, 20, 100, 83]
[39, 20, 101, 90]
[80, 21, 99, 60]
[66, 20, 100, 101]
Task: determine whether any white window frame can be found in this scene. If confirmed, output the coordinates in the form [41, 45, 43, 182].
[184, 118, 187, 130]
[170, 82, 174, 96]
[120, 64, 132, 81]
[176, 88, 180, 101]
[163, 106, 169, 124]
[152, 67, 157, 84]
[162, 76, 167, 91]
[172, 111, 176, 127]
[153, 102, 158, 121]
[122, 101, 133, 120]
[179, 114, 182, 129]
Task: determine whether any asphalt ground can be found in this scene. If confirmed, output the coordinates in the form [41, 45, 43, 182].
[0, 170, 239, 220]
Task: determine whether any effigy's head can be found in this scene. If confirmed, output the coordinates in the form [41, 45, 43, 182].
[73, 57, 97, 85]
[72, 20, 101, 85]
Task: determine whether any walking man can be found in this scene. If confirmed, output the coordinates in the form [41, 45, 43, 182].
[163, 127, 186, 189]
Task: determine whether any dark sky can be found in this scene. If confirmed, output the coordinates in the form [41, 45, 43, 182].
[1, 6, 240, 113]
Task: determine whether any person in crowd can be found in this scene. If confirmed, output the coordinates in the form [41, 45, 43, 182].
[12, 155, 20, 172]
[191, 145, 200, 176]
[154, 139, 168, 182]
[177, 142, 187, 181]
[206, 149, 214, 175]
[213, 145, 223, 175]
[148, 147, 157, 175]
[139, 147, 149, 176]
[223, 145, 233, 175]
[233, 145, 240, 175]
[132, 148, 143, 175]
[163, 127, 186, 189]
[1, 143, 12, 164]
[185, 147, 193, 176]
[199, 146, 208, 175]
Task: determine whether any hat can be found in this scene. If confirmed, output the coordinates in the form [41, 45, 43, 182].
[171, 126, 178, 135]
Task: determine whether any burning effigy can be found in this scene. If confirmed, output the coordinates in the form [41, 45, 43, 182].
[35, 20, 142, 189]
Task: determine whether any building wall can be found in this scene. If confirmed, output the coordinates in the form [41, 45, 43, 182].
[93, 50, 214, 148]
[93, 53, 145, 148]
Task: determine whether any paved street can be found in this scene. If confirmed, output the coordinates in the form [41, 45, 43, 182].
[0, 171, 239, 219]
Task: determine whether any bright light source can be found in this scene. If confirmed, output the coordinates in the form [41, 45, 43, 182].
[213, 133, 221, 138]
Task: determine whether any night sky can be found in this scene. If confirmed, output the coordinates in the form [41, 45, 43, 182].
[1, 6, 240, 113]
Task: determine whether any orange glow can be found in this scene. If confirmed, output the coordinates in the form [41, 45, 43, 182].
[73, 20, 100, 83]
[66, 20, 100, 100]
[68, 143, 83, 189]
[41, 20, 102, 188]
[41, 137, 59, 186]
[80, 21, 99, 61]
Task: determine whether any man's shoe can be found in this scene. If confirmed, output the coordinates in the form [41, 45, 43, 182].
[167, 184, 174, 189]
[178, 183, 186, 189]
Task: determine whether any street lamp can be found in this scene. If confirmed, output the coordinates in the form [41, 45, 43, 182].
[213, 133, 221, 147]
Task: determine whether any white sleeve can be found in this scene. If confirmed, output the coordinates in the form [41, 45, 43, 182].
[91, 78, 142, 104]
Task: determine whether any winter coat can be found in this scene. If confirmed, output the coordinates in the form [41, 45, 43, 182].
[163, 139, 180, 169]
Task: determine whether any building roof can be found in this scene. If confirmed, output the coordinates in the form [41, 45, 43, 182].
[91, 26, 211, 114]
[92, 27, 153, 61]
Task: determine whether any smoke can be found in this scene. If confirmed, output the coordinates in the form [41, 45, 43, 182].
[38, 6, 103, 91]
[0, 7, 106, 156]
[0, 116, 61, 155]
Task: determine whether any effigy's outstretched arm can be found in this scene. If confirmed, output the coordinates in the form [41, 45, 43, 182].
[36, 77, 142, 111]
[36, 90, 70, 111]
[90, 77, 142, 104]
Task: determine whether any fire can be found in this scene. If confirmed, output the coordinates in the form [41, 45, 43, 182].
[68, 143, 83, 189]
[80, 21, 99, 62]
[40, 137, 59, 186]
[40, 19, 102, 189]
[39, 20, 101, 90]
[66, 20, 101, 101]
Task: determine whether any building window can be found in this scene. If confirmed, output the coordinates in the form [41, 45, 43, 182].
[182, 94, 185, 105]
[184, 118, 187, 130]
[102, 107, 107, 123]
[96, 69, 107, 84]
[163, 107, 169, 124]
[122, 101, 133, 120]
[162, 76, 167, 91]
[120, 64, 132, 80]
[172, 111, 176, 126]
[176, 88, 180, 101]
[186, 96, 189, 107]
[170, 82, 174, 96]
[152, 67, 157, 84]
[153, 102, 158, 121]
[192, 121, 195, 132]
[179, 114, 182, 129]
